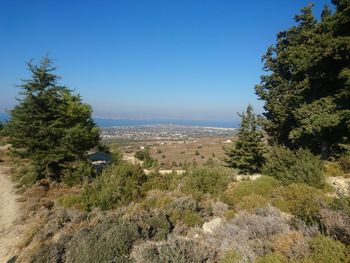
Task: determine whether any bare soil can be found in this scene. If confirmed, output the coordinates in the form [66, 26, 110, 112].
[0, 166, 23, 262]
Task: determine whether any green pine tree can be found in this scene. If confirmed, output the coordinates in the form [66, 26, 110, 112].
[224, 105, 266, 174]
[255, 1, 350, 159]
[6, 56, 100, 179]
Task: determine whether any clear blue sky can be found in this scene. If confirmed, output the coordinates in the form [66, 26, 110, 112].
[0, 0, 332, 121]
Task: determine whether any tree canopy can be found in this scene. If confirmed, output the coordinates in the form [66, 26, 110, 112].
[6, 57, 100, 179]
[255, 0, 350, 159]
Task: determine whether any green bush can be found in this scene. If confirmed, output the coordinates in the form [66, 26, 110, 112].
[272, 184, 329, 224]
[182, 166, 232, 199]
[262, 147, 325, 188]
[62, 160, 94, 186]
[135, 148, 158, 169]
[57, 194, 82, 208]
[141, 171, 178, 193]
[144, 213, 172, 241]
[81, 162, 147, 210]
[66, 218, 140, 263]
[309, 235, 347, 263]
[223, 176, 279, 208]
[169, 209, 203, 227]
[235, 194, 269, 212]
[13, 164, 40, 187]
[220, 251, 242, 263]
[255, 252, 287, 263]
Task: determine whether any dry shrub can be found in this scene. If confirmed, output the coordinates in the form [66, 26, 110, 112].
[65, 218, 140, 263]
[319, 208, 350, 244]
[131, 235, 218, 263]
[339, 155, 350, 174]
[271, 231, 310, 260]
[324, 161, 345, 177]
[206, 207, 291, 262]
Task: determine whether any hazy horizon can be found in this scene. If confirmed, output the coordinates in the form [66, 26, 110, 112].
[0, 0, 332, 121]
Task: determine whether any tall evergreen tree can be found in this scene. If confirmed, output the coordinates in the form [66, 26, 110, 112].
[6, 57, 100, 179]
[224, 105, 266, 174]
[255, 1, 350, 159]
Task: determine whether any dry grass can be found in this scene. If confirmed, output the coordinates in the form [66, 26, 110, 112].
[121, 137, 233, 169]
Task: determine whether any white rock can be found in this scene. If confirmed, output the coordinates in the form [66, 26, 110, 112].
[202, 217, 222, 234]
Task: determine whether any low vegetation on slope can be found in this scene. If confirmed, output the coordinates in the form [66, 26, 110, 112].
[1, 1, 350, 262]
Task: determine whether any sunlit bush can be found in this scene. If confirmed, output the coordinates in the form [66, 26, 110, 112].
[272, 184, 330, 224]
[182, 166, 233, 199]
[223, 176, 279, 209]
[262, 147, 325, 188]
[81, 162, 146, 210]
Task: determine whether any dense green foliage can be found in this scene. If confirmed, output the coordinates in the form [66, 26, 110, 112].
[262, 146, 325, 188]
[81, 162, 146, 210]
[6, 57, 100, 179]
[182, 166, 232, 199]
[255, 1, 350, 159]
[224, 105, 266, 174]
[135, 147, 158, 168]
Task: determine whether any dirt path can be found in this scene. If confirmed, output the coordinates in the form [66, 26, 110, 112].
[0, 166, 22, 262]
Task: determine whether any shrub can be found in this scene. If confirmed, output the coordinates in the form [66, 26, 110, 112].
[271, 231, 310, 260]
[255, 252, 287, 263]
[143, 213, 173, 241]
[13, 164, 39, 187]
[62, 160, 94, 186]
[31, 236, 70, 263]
[81, 163, 146, 210]
[166, 195, 203, 227]
[324, 161, 345, 177]
[57, 194, 82, 208]
[308, 235, 347, 263]
[272, 184, 329, 224]
[339, 155, 350, 174]
[169, 209, 203, 227]
[219, 251, 242, 263]
[195, 150, 200, 156]
[131, 236, 218, 263]
[207, 207, 290, 262]
[330, 196, 350, 217]
[262, 147, 325, 188]
[66, 218, 140, 263]
[235, 194, 269, 212]
[319, 208, 350, 245]
[135, 148, 149, 161]
[223, 176, 279, 208]
[182, 167, 232, 199]
[141, 172, 177, 193]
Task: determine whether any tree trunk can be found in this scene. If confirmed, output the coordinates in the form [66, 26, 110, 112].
[321, 141, 330, 160]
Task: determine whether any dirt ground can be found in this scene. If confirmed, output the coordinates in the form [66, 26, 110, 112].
[121, 137, 235, 169]
[0, 166, 23, 262]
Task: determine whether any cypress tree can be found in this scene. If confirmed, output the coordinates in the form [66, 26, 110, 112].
[255, 1, 350, 159]
[6, 56, 100, 179]
[224, 105, 266, 174]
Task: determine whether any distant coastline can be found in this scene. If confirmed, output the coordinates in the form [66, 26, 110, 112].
[0, 113, 238, 128]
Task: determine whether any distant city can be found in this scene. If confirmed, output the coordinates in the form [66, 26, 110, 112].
[101, 124, 236, 141]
